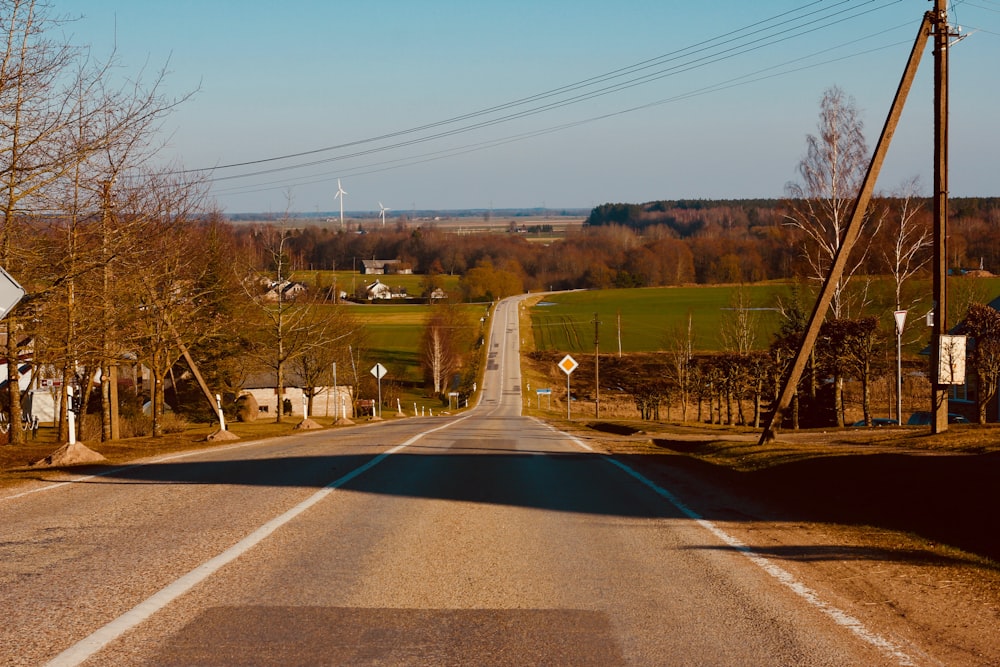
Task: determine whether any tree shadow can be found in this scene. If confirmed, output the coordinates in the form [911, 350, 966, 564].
[622, 447, 1000, 565]
[24, 443, 1000, 566]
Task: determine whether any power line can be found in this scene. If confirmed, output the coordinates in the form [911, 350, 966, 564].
[214, 35, 912, 200]
[189, 0, 905, 185]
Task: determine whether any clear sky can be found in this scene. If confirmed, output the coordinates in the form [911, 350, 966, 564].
[54, 1, 1000, 214]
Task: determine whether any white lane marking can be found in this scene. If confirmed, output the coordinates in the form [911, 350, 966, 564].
[45, 415, 472, 667]
[537, 421, 917, 667]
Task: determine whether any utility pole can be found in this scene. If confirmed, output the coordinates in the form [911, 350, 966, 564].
[593, 312, 601, 418]
[617, 310, 622, 358]
[101, 179, 120, 441]
[930, 0, 952, 434]
[759, 11, 932, 443]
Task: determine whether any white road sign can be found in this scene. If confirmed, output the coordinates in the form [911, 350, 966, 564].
[370, 363, 388, 379]
[558, 355, 578, 375]
[894, 310, 907, 336]
[0, 266, 25, 320]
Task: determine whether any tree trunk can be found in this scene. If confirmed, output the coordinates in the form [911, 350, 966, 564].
[6, 329, 23, 446]
[834, 375, 845, 427]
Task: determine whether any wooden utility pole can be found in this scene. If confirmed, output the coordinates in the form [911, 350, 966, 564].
[760, 12, 932, 443]
[101, 179, 120, 441]
[593, 312, 601, 418]
[930, 0, 951, 433]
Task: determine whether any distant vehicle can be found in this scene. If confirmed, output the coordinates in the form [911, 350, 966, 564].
[851, 418, 899, 428]
[906, 411, 970, 425]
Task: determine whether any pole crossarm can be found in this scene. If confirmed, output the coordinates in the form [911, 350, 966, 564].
[760, 13, 933, 444]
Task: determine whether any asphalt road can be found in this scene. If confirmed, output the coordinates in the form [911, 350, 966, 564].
[1, 296, 915, 666]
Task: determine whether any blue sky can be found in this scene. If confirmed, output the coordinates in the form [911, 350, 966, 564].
[56, 1, 1000, 214]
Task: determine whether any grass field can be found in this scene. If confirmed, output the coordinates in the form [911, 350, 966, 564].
[529, 285, 787, 353]
[529, 277, 1000, 354]
[351, 303, 488, 385]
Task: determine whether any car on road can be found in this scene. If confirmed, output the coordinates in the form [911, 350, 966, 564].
[906, 411, 970, 425]
[851, 418, 899, 428]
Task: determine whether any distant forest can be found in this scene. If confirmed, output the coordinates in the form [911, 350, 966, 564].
[259, 197, 1000, 292]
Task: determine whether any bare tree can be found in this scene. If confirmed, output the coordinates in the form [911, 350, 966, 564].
[120, 171, 213, 436]
[662, 311, 694, 421]
[838, 317, 885, 426]
[884, 179, 932, 311]
[291, 303, 364, 417]
[785, 86, 880, 319]
[0, 1, 192, 444]
[963, 303, 1000, 425]
[244, 220, 336, 423]
[420, 302, 475, 396]
[0, 1, 92, 445]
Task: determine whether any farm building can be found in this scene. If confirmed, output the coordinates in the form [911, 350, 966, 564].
[360, 259, 412, 275]
[242, 371, 354, 419]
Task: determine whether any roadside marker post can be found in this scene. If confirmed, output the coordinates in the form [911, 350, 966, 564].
[370, 363, 387, 418]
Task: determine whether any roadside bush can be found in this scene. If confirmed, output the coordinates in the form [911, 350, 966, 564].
[121, 413, 152, 438]
[159, 412, 189, 434]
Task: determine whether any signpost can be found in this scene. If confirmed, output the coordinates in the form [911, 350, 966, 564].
[558, 355, 578, 419]
[894, 310, 907, 423]
[536, 388, 552, 410]
[370, 363, 387, 418]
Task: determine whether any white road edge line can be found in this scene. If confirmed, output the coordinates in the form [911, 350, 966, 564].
[45, 414, 473, 667]
[541, 421, 918, 667]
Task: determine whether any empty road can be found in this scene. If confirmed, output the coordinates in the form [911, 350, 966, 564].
[1, 296, 917, 665]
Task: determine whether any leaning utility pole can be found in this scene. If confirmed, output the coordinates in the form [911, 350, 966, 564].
[930, 0, 952, 434]
[760, 10, 933, 443]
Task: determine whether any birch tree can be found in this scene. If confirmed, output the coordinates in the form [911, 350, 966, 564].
[884, 180, 932, 311]
[420, 303, 474, 396]
[785, 86, 879, 319]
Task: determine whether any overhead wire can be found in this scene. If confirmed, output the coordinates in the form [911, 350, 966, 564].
[195, 0, 912, 195]
[186, 0, 853, 175]
[213, 26, 915, 199]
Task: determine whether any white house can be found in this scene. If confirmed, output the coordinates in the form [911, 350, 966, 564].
[363, 279, 394, 300]
[260, 278, 308, 302]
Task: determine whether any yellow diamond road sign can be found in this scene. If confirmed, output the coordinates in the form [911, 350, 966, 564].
[558, 354, 578, 375]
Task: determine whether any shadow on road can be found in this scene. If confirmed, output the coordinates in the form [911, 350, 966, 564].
[29, 443, 1000, 566]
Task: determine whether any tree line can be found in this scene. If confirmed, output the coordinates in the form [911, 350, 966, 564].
[4, 15, 998, 447]
[257, 194, 997, 296]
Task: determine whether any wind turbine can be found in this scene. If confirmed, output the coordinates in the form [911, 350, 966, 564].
[335, 179, 347, 227]
[378, 202, 390, 226]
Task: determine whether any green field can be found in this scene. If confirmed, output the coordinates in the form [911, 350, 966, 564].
[350, 303, 488, 385]
[530, 285, 788, 353]
[314, 276, 1000, 384]
[529, 277, 1000, 354]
